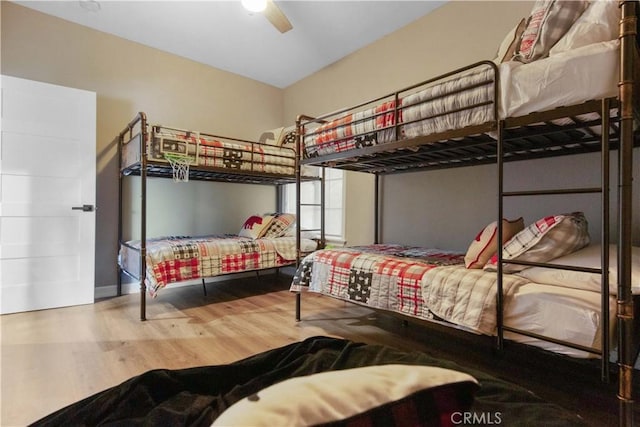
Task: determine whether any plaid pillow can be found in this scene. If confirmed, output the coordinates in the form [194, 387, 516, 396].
[261, 213, 296, 238]
[515, 0, 589, 63]
[484, 211, 590, 273]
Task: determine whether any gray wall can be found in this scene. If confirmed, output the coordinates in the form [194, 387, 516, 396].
[381, 151, 640, 252]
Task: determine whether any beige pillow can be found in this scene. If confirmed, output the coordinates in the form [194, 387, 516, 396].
[464, 218, 524, 269]
[484, 212, 590, 273]
[238, 214, 275, 239]
[212, 365, 478, 427]
[261, 213, 296, 238]
[515, 0, 589, 63]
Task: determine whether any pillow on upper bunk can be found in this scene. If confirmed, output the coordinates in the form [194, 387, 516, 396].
[484, 211, 590, 273]
[514, 244, 640, 295]
[258, 127, 285, 146]
[261, 213, 296, 238]
[239, 214, 275, 239]
[464, 217, 525, 269]
[211, 364, 479, 427]
[549, 0, 619, 56]
[279, 126, 297, 149]
[494, 18, 527, 63]
[515, 0, 589, 64]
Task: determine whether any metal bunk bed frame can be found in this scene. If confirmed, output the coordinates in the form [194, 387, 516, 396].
[116, 112, 310, 321]
[294, 2, 640, 424]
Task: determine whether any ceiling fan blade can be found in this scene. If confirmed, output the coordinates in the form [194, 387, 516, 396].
[264, 0, 293, 33]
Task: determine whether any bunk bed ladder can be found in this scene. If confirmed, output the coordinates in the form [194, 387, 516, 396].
[294, 115, 326, 321]
[496, 103, 612, 383]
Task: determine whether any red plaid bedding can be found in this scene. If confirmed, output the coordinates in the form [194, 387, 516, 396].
[121, 235, 308, 297]
[291, 244, 465, 318]
[292, 244, 534, 335]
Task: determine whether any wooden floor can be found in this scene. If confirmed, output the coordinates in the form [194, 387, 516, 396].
[0, 273, 635, 426]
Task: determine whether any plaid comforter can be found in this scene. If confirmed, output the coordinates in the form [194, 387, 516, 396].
[122, 235, 307, 297]
[291, 245, 465, 318]
[291, 244, 529, 335]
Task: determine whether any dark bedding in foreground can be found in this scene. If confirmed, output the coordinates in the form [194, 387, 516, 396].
[31, 336, 586, 426]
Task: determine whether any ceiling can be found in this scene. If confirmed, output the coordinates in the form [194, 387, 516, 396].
[13, 0, 446, 88]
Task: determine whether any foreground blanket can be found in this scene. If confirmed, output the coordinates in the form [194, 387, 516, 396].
[31, 336, 586, 426]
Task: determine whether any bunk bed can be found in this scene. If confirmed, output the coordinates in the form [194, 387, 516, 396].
[117, 113, 317, 320]
[291, 1, 640, 425]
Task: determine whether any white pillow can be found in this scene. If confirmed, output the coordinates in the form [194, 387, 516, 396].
[549, 0, 619, 56]
[211, 365, 478, 427]
[515, 244, 640, 295]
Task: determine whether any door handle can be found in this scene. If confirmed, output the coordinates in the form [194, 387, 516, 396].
[71, 204, 95, 212]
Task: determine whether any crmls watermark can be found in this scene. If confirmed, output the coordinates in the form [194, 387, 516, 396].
[451, 411, 503, 425]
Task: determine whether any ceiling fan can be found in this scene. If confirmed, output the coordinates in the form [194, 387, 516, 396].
[242, 0, 293, 33]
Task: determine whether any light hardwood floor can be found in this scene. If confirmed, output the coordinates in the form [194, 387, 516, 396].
[0, 273, 626, 426]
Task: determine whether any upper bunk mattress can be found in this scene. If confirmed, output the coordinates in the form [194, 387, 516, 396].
[122, 126, 296, 175]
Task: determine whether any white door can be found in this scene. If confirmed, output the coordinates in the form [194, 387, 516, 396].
[0, 75, 96, 314]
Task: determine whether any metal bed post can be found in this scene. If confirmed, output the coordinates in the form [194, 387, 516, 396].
[140, 114, 149, 321]
[496, 119, 505, 352]
[617, 2, 637, 425]
[374, 174, 380, 244]
[116, 112, 148, 320]
[600, 99, 611, 384]
[320, 167, 326, 249]
[116, 136, 123, 297]
[295, 115, 304, 321]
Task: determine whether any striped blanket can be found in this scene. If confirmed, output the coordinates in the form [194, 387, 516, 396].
[302, 65, 495, 158]
[151, 127, 295, 175]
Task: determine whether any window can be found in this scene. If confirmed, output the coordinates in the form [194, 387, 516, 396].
[282, 168, 344, 240]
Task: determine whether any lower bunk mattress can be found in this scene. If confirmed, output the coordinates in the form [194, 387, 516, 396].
[120, 235, 317, 297]
[291, 244, 615, 359]
[32, 336, 586, 426]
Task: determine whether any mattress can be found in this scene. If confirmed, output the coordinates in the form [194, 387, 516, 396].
[503, 282, 616, 359]
[121, 235, 317, 296]
[122, 125, 296, 175]
[302, 39, 619, 159]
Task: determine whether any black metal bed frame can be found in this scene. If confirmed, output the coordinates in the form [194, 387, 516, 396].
[294, 3, 640, 425]
[116, 112, 311, 321]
